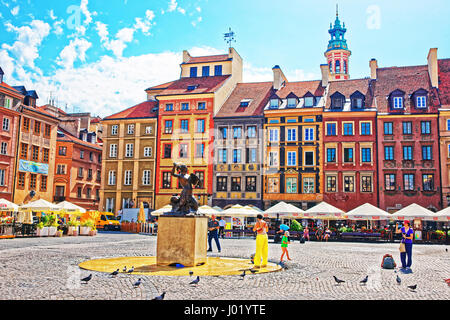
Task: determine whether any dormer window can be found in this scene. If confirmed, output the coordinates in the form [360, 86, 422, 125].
[330, 92, 345, 109]
[270, 98, 279, 109]
[304, 97, 314, 107]
[240, 99, 251, 107]
[416, 96, 426, 108]
[187, 85, 198, 91]
[350, 91, 365, 109]
[393, 97, 403, 109]
[287, 98, 297, 108]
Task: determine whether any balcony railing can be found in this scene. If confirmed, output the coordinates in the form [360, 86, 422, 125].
[54, 196, 66, 202]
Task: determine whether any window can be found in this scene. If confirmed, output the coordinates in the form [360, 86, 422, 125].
[231, 177, 241, 191]
[179, 144, 188, 158]
[233, 149, 241, 163]
[18, 172, 25, 188]
[326, 123, 337, 136]
[385, 174, 396, 191]
[97, 170, 101, 181]
[421, 121, 431, 134]
[268, 177, 279, 193]
[247, 126, 257, 138]
[2, 118, 10, 131]
[385, 146, 394, 160]
[404, 174, 414, 191]
[0, 169, 4, 186]
[447, 119, 450, 131]
[332, 97, 344, 108]
[142, 170, 151, 186]
[163, 144, 172, 158]
[360, 122, 371, 135]
[214, 65, 222, 76]
[58, 146, 66, 156]
[416, 96, 426, 108]
[326, 176, 337, 192]
[56, 164, 66, 175]
[144, 147, 152, 157]
[124, 170, 132, 185]
[218, 149, 227, 163]
[402, 122, 412, 135]
[286, 177, 297, 193]
[304, 128, 314, 141]
[190, 67, 197, 77]
[198, 102, 206, 110]
[88, 169, 93, 179]
[0, 142, 7, 155]
[384, 122, 393, 135]
[335, 60, 341, 73]
[43, 124, 50, 137]
[287, 151, 296, 166]
[32, 146, 39, 161]
[145, 126, 153, 134]
[361, 176, 373, 192]
[162, 172, 171, 188]
[233, 126, 242, 139]
[393, 96, 403, 109]
[3, 97, 11, 109]
[86, 188, 91, 198]
[111, 125, 118, 135]
[422, 174, 434, 191]
[180, 120, 189, 133]
[343, 123, 353, 135]
[287, 128, 297, 141]
[248, 148, 257, 163]
[246, 176, 257, 192]
[196, 143, 205, 158]
[165, 104, 174, 111]
[23, 118, 30, 132]
[270, 98, 279, 109]
[202, 66, 210, 77]
[89, 152, 93, 161]
[361, 148, 371, 162]
[109, 144, 118, 158]
[269, 128, 279, 142]
[287, 98, 297, 108]
[352, 98, 363, 108]
[78, 167, 83, 178]
[29, 174, 37, 189]
[326, 148, 336, 163]
[40, 176, 47, 191]
[303, 178, 315, 194]
[304, 97, 314, 107]
[217, 176, 227, 191]
[344, 176, 355, 192]
[108, 171, 116, 185]
[164, 120, 173, 134]
[77, 187, 82, 198]
[197, 119, 205, 133]
[21, 143, 28, 159]
[181, 103, 189, 111]
[344, 148, 354, 163]
[80, 150, 84, 159]
[194, 171, 204, 189]
[219, 127, 227, 139]
[269, 151, 278, 166]
[42, 148, 49, 163]
[34, 121, 41, 135]
[403, 146, 413, 160]
[304, 151, 314, 166]
[127, 124, 135, 135]
[422, 146, 432, 160]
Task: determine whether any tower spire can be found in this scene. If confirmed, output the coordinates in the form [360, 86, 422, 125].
[336, 3, 338, 17]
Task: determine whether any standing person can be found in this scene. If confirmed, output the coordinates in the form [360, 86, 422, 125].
[395, 220, 414, 273]
[218, 217, 226, 239]
[303, 225, 310, 241]
[324, 227, 331, 242]
[208, 215, 221, 253]
[253, 214, 269, 269]
[280, 226, 291, 262]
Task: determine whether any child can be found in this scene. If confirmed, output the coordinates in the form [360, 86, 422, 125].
[280, 225, 291, 262]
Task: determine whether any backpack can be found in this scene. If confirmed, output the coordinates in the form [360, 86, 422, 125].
[381, 254, 396, 269]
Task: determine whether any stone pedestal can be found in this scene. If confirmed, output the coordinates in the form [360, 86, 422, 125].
[156, 216, 208, 267]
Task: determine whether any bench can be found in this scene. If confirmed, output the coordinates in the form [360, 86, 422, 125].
[340, 232, 382, 242]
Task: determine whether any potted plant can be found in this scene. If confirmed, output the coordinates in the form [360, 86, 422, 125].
[88, 225, 97, 236]
[80, 219, 94, 236]
[67, 219, 80, 236]
[48, 219, 59, 237]
[36, 222, 49, 237]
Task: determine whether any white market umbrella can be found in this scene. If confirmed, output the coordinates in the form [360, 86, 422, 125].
[151, 205, 172, 216]
[56, 201, 86, 213]
[391, 203, 434, 221]
[305, 201, 345, 219]
[345, 203, 391, 221]
[222, 204, 258, 217]
[198, 205, 220, 216]
[20, 199, 60, 211]
[263, 201, 305, 219]
[434, 206, 450, 222]
[212, 206, 223, 212]
[0, 198, 19, 211]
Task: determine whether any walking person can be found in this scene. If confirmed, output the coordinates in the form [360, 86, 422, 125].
[207, 215, 221, 253]
[395, 220, 414, 273]
[218, 217, 226, 239]
[279, 225, 291, 262]
[253, 214, 269, 269]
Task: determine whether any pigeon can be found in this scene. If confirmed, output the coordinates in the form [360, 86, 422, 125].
[189, 276, 200, 286]
[396, 275, 402, 285]
[110, 269, 119, 277]
[446, 248, 448, 252]
[122, 266, 127, 272]
[189, 271, 194, 277]
[81, 274, 92, 284]
[360, 275, 368, 285]
[133, 278, 142, 288]
[407, 284, 417, 291]
[128, 266, 134, 274]
[152, 292, 166, 300]
[240, 270, 246, 280]
[333, 276, 345, 284]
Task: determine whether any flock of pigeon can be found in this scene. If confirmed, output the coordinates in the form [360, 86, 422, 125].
[333, 274, 417, 291]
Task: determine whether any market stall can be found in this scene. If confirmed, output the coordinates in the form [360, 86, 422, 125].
[0, 199, 18, 239]
[391, 203, 435, 242]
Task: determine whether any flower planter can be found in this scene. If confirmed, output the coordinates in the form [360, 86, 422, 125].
[88, 230, 97, 236]
[37, 227, 49, 237]
[68, 226, 79, 236]
[80, 226, 91, 236]
[48, 227, 57, 237]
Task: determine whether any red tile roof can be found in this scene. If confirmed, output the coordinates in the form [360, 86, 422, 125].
[275, 80, 324, 99]
[325, 78, 374, 109]
[155, 75, 231, 96]
[145, 80, 177, 91]
[215, 82, 273, 118]
[103, 100, 158, 120]
[0, 81, 24, 98]
[438, 59, 450, 107]
[183, 54, 230, 64]
[57, 128, 102, 151]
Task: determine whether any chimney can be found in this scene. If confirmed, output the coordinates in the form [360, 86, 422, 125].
[427, 48, 438, 88]
[320, 64, 330, 87]
[272, 65, 287, 91]
[370, 59, 378, 80]
[182, 50, 191, 63]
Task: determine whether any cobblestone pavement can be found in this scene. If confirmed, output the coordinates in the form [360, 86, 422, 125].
[0, 233, 449, 300]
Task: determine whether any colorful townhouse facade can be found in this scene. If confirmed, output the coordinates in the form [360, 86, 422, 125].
[149, 48, 243, 210]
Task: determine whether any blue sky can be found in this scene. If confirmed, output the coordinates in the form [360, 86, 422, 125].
[1, 0, 449, 117]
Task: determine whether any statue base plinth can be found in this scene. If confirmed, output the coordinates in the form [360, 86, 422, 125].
[156, 215, 208, 267]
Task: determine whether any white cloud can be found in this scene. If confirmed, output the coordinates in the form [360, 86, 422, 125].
[191, 16, 202, 27]
[49, 9, 57, 20]
[56, 38, 92, 69]
[80, 0, 93, 25]
[11, 6, 19, 16]
[168, 0, 178, 12]
[53, 19, 64, 35]
[133, 10, 155, 36]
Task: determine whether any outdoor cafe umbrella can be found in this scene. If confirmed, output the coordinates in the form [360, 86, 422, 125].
[0, 198, 19, 211]
[56, 201, 86, 214]
[222, 204, 258, 217]
[212, 206, 224, 212]
[137, 202, 146, 223]
[434, 206, 450, 222]
[198, 205, 220, 216]
[151, 205, 172, 216]
[20, 199, 60, 212]
[305, 201, 345, 227]
[345, 203, 391, 229]
[391, 203, 435, 221]
[263, 201, 305, 219]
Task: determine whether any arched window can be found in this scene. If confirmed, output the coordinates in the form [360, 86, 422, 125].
[329, 62, 333, 72]
[335, 60, 341, 73]
[343, 60, 347, 74]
